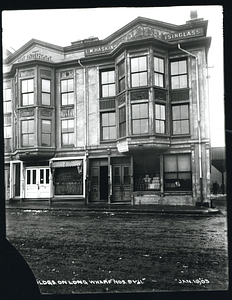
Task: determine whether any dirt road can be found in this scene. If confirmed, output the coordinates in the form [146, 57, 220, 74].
[5, 206, 228, 294]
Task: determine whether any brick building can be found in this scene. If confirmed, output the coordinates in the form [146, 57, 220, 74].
[3, 13, 211, 205]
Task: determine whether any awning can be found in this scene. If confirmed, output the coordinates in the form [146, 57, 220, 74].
[50, 160, 83, 168]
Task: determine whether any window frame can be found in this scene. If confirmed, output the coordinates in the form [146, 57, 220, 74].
[41, 78, 51, 106]
[155, 103, 166, 134]
[100, 69, 116, 98]
[118, 60, 125, 93]
[119, 105, 126, 138]
[130, 56, 148, 88]
[172, 104, 190, 135]
[61, 119, 74, 146]
[170, 59, 188, 90]
[61, 78, 74, 106]
[100, 111, 116, 141]
[3, 88, 12, 113]
[131, 102, 149, 135]
[21, 78, 34, 106]
[41, 119, 52, 146]
[154, 56, 165, 88]
[21, 119, 34, 147]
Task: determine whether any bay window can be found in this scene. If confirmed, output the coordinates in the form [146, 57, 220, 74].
[118, 60, 125, 93]
[155, 104, 166, 134]
[22, 79, 34, 106]
[22, 120, 34, 147]
[132, 103, 148, 135]
[42, 79, 51, 105]
[131, 56, 147, 87]
[3, 88, 12, 113]
[119, 106, 126, 138]
[154, 57, 164, 87]
[172, 104, 190, 135]
[42, 120, 51, 146]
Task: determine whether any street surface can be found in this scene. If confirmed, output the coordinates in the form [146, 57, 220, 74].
[5, 205, 228, 294]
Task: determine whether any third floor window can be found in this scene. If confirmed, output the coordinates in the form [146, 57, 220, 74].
[61, 79, 74, 106]
[131, 56, 147, 87]
[22, 79, 34, 106]
[154, 57, 164, 88]
[100, 70, 115, 98]
[42, 79, 51, 105]
[170, 60, 188, 89]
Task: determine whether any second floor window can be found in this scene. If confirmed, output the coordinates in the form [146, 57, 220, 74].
[22, 120, 34, 146]
[154, 57, 164, 87]
[101, 112, 116, 141]
[61, 119, 74, 146]
[42, 120, 51, 146]
[100, 70, 115, 97]
[170, 60, 188, 89]
[22, 79, 34, 106]
[155, 104, 165, 134]
[119, 106, 126, 138]
[3, 88, 12, 113]
[4, 126, 12, 152]
[118, 60, 125, 93]
[131, 56, 147, 87]
[172, 104, 190, 135]
[42, 79, 51, 105]
[132, 103, 149, 135]
[61, 79, 74, 106]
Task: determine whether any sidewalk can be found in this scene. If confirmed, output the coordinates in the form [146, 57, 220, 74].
[5, 200, 221, 215]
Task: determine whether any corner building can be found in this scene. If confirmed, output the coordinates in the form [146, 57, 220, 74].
[3, 14, 211, 205]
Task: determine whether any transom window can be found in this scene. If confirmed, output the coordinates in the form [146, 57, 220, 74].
[118, 60, 125, 93]
[131, 56, 147, 87]
[164, 154, 192, 191]
[154, 57, 164, 87]
[61, 79, 74, 106]
[22, 79, 34, 106]
[132, 103, 149, 135]
[155, 104, 165, 134]
[172, 104, 190, 135]
[101, 112, 116, 141]
[3, 88, 12, 113]
[42, 120, 51, 146]
[42, 79, 51, 105]
[100, 70, 115, 97]
[61, 119, 74, 145]
[22, 120, 34, 146]
[170, 60, 188, 89]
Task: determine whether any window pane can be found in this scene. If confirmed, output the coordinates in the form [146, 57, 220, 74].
[131, 58, 138, 72]
[164, 156, 177, 172]
[118, 61, 125, 78]
[139, 57, 147, 71]
[28, 134, 34, 146]
[108, 71, 115, 83]
[102, 113, 108, 126]
[165, 173, 178, 179]
[27, 79, 34, 92]
[132, 73, 139, 87]
[62, 133, 68, 145]
[68, 119, 74, 131]
[173, 120, 181, 135]
[178, 155, 191, 172]
[171, 62, 179, 75]
[4, 89, 11, 100]
[42, 120, 51, 132]
[42, 93, 50, 105]
[172, 106, 180, 120]
[46, 169, 49, 184]
[181, 120, 189, 134]
[61, 80, 67, 93]
[33, 170, 36, 184]
[119, 78, 125, 92]
[28, 93, 34, 105]
[140, 103, 148, 118]
[140, 72, 147, 86]
[108, 84, 115, 97]
[109, 126, 116, 140]
[132, 120, 140, 134]
[179, 75, 187, 88]
[180, 105, 188, 119]
[68, 79, 73, 91]
[68, 93, 74, 104]
[27, 170, 31, 184]
[62, 120, 68, 132]
[140, 119, 148, 133]
[28, 120, 34, 132]
[154, 57, 164, 73]
[109, 112, 116, 126]
[171, 77, 179, 89]
[42, 79, 50, 92]
[101, 72, 108, 84]
[179, 61, 187, 73]
[132, 104, 140, 119]
[103, 127, 109, 140]
[156, 120, 165, 134]
[42, 133, 50, 146]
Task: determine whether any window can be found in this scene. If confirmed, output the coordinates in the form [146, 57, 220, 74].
[118, 60, 125, 93]
[61, 119, 74, 145]
[134, 156, 160, 191]
[61, 79, 74, 105]
[22, 79, 34, 106]
[42, 120, 51, 146]
[4, 126, 12, 152]
[164, 154, 192, 191]
[154, 57, 164, 87]
[132, 103, 148, 135]
[22, 120, 34, 146]
[42, 79, 51, 105]
[172, 104, 190, 135]
[131, 56, 147, 87]
[3, 88, 12, 113]
[170, 60, 188, 89]
[101, 112, 116, 141]
[119, 106, 126, 138]
[100, 70, 115, 97]
[155, 104, 165, 134]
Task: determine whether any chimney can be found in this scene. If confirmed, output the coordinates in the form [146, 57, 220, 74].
[186, 10, 204, 23]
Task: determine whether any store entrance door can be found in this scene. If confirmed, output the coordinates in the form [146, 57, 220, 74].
[112, 165, 131, 202]
[25, 167, 50, 198]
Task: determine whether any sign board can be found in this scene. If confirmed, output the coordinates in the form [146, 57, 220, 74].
[117, 141, 129, 153]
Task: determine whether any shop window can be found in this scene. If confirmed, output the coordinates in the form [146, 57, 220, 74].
[54, 167, 83, 195]
[132, 103, 148, 135]
[155, 104, 165, 134]
[172, 104, 190, 135]
[100, 70, 115, 98]
[154, 57, 164, 87]
[22, 79, 34, 106]
[42, 119, 51, 146]
[61, 79, 74, 106]
[164, 154, 192, 191]
[119, 106, 126, 138]
[22, 120, 34, 147]
[131, 56, 147, 87]
[101, 112, 116, 141]
[118, 60, 125, 93]
[42, 79, 51, 105]
[134, 156, 160, 191]
[3, 88, 12, 113]
[170, 60, 188, 89]
[61, 119, 74, 145]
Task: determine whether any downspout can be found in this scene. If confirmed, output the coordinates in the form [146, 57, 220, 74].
[78, 59, 89, 204]
[177, 44, 203, 205]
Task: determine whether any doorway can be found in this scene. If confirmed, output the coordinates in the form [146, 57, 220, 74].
[100, 166, 108, 200]
[25, 167, 50, 198]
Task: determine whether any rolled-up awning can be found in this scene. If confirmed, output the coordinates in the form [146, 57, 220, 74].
[50, 160, 82, 168]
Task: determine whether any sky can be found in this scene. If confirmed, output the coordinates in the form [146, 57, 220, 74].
[1, 6, 224, 147]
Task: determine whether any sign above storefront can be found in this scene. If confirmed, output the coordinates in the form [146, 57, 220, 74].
[117, 141, 129, 153]
[85, 26, 204, 56]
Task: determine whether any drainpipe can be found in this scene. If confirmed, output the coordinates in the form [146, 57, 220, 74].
[177, 44, 203, 205]
[78, 59, 88, 204]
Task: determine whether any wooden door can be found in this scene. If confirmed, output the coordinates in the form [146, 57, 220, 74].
[113, 165, 131, 202]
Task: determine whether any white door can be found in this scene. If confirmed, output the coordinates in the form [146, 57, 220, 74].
[25, 168, 50, 198]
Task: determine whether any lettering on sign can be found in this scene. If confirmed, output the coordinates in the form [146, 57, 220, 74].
[61, 108, 74, 118]
[18, 51, 52, 63]
[21, 110, 34, 117]
[85, 26, 204, 56]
